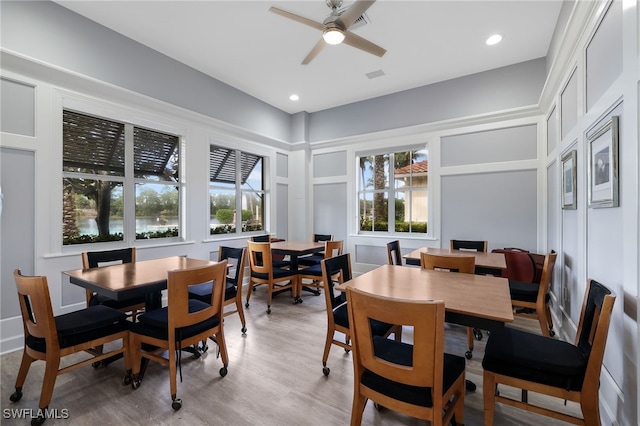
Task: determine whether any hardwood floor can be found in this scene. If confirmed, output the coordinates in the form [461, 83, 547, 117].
[1, 285, 583, 425]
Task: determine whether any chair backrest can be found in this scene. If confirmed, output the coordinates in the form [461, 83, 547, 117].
[387, 240, 403, 265]
[314, 234, 333, 243]
[536, 250, 557, 298]
[247, 241, 272, 276]
[575, 279, 616, 394]
[450, 239, 487, 253]
[82, 247, 136, 269]
[14, 269, 58, 348]
[218, 246, 246, 286]
[167, 261, 228, 333]
[324, 240, 344, 259]
[321, 253, 352, 309]
[251, 235, 271, 243]
[346, 285, 446, 390]
[420, 253, 475, 274]
[500, 250, 537, 282]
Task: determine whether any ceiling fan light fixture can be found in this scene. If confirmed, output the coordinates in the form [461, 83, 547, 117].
[323, 27, 345, 45]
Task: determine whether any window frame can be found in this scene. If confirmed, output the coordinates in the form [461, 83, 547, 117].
[209, 144, 266, 237]
[61, 108, 184, 247]
[356, 145, 428, 236]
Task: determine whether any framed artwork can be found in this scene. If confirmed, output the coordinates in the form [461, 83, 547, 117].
[561, 150, 577, 209]
[587, 116, 619, 208]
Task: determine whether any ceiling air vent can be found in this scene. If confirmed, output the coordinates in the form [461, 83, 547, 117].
[338, 10, 370, 30]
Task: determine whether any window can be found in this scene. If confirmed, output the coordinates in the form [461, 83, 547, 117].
[357, 148, 428, 234]
[62, 110, 180, 245]
[209, 145, 264, 235]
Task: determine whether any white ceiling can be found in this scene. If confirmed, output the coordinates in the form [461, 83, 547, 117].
[54, 0, 563, 114]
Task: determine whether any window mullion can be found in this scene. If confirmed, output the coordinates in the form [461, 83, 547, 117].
[124, 124, 135, 243]
[235, 149, 242, 233]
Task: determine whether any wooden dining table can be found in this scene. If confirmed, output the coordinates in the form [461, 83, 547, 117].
[337, 264, 513, 392]
[403, 247, 507, 272]
[270, 240, 325, 301]
[64, 256, 217, 311]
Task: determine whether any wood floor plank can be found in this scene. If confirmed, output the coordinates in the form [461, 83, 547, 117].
[1, 286, 584, 425]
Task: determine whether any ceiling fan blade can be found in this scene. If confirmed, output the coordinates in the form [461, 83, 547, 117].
[335, 0, 376, 29]
[302, 39, 327, 65]
[343, 31, 386, 57]
[269, 7, 325, 31]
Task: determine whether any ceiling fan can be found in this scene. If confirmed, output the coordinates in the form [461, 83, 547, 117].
[269, 0, 386, 65]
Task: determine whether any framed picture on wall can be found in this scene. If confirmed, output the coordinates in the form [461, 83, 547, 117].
[561, 150, 577, 209]
[587, 116, 619, 208]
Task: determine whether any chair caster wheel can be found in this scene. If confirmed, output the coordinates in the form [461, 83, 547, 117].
[219, 366, 228, 377]
[31, 414, 46, 426]
[245, 302, 250, 308]
[92, 361, 102, 368]
[323, 366, 330, 376]
[266, 307, 271, 314]
[549, 329, 556, 337]
[474, 329, 483, 340]
[465, 351, 473, 360]
[200, 343, 209, 354]
[123, 374, 132, 386]
[131, 379, 141, 390]
[344, 348, 350, 353]
[10, 389, 23, 402]
[373, 402, 383, 411]
[171, 399, 182, 411]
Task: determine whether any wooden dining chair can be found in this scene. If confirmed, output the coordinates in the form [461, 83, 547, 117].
[346, 285, 465, 426]
[298, 233, 333, 267]
[251, 235, 290, 268]
[319, 253, 402, 376]
[129, 262, 229, 411]
[189, 246, 248, 334]
[386, 240, 403, 265]
[420, 252, 477, 360]
[10, 269, 132, 426]
[81, 247, 146, 321]
[483, 279, 616, 426]
[508, 250, 558, 336]
[245, 241, 299, 314]
[297, 239, 343, 300]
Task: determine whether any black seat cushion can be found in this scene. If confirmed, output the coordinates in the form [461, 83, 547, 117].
[272, 259, 291, 268]
[132, 299, 220, 341]
[298, 255, 324, 267]
[89, 293, 146, 310]
[251, 267, 297, 281]
[188, 280, 236, 303]
[361, 336, 465, 407]
[482, 327, 587, 391]
[509, 280, 550, 303]
[26, 305, 129, 352]
[332, 303, 396, 337]
[299, 263, 322, 276]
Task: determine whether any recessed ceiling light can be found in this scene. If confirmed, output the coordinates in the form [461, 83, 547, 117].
[486, 34, 503, 46]
[289, 94, 299, 101]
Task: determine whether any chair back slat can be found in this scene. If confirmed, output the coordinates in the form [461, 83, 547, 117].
[82, 247, 136, 269]
[167, 261, 227, 331]
[324, 240, 343, 259]
[387, 240, 402, 265]
[347, 286, 446, 389]
[247, 241, 272, 276]
[314, 234, 332, 242]
[14, 269, 59, 345]
[322, 253, 351, 309]
[219, 246, 246, 284]
[450, 239, 487, 253]
[420, 253, 475, 274]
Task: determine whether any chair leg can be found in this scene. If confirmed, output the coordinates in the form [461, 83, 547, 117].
[453, 383, 465, 426]
[350, 392, 367, 426]
[129, 334, 142, 380]
[245, 280, 254, 308]
[545, 304, 555, 336]
[235, 298, 247, 334]
[483, 370, 497, 426]
[10, 350, 35, 402]
[322, 327, 334, 376]
[266, 282, 273, 314]
[466, 327, 474, 359]
[581, 392, 601, 426]
[38, 355, 61, 411]
[536, 307, 551, 337]
[216, 329, 229, 370]
[168, 347, 180, 410]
